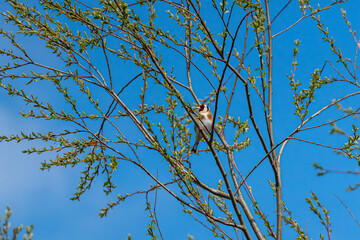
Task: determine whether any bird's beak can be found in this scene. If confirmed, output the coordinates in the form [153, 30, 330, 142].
[196, 107, 200, 110]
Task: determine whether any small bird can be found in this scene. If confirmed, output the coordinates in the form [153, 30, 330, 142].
[191, 104, 213, 153]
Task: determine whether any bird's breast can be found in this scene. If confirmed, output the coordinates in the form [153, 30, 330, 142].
[201, 118, 213, 131]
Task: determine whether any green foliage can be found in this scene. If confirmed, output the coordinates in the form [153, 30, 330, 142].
[283, 192, 331, 240]
[0, 206, 33, 240]
[305, 192, 332, 239]
[292, 68, 332, 120]
[283, 202, 309, 240]
[145, 202, 159, 240]
[314, 102, 360, 191]
[0, 0, 358, 239]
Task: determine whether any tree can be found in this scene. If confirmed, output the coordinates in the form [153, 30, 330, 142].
[1, 0, 360, 239]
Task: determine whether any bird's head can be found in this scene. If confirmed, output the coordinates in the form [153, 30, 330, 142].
[197, 104, 209, 113]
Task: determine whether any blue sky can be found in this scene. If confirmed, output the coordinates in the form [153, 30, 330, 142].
[1, 0, 360, 239]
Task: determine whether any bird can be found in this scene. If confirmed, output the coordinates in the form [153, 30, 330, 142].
[191, 104, 213, 153]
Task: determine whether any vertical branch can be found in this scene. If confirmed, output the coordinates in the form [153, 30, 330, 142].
[100, 35, 113, 90]
[227, 153, 266, 240]
[210, 10, 252, 143]
[184, 0, 199, 105]
[141, 73, 147, 125]
[153, 178, 164, 240]
[264, 1, 282, 239]
[222, 13, 250, 134]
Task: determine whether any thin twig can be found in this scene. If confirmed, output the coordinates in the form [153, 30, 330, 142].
[333, 193, 360, 228]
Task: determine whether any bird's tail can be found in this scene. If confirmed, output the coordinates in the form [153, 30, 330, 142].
[191, 135, 201, 153]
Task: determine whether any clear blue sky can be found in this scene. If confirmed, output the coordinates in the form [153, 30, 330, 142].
[1, 0, 360, 239]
